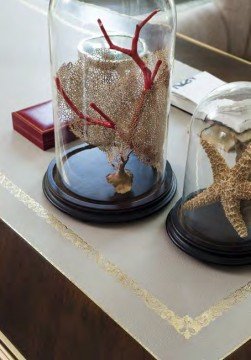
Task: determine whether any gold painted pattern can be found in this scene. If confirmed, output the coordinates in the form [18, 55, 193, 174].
[0, 171, 250, 339]
[0, 330, 25, 360]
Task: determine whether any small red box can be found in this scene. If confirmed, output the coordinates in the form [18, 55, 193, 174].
[12, 101, 54, 150]
[12, 101, 75, 151]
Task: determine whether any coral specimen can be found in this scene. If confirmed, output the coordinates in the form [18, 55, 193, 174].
[107, 155, 133, 194]
[98, 9, 162, 91]
[56, 10, 169, 194]
[55, 78, 115, 129]
[183, 139, 251, 238]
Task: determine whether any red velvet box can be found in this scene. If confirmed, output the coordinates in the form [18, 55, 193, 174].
[12, 100, 75, 150]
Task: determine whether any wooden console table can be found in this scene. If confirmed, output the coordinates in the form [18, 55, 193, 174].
[0, 1, 250, 359]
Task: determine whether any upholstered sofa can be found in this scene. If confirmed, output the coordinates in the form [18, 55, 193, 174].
[177, 0, 251, 61]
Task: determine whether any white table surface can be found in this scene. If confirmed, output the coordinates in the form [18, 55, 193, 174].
[0, 1, 250, 359]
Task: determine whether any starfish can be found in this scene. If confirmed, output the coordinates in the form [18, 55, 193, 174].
[183, 139, 251, 238]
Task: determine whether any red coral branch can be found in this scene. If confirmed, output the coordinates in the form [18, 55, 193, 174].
[55, 77, 84, 120]
[90, 103, 115, 128]
[98, 9, 162, 90]
[151, 59, 162, 83]
[55, 77, 115, 129]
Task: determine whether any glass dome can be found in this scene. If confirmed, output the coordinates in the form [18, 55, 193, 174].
[167, 82, 251, 265]
[43, 0, 177, 222]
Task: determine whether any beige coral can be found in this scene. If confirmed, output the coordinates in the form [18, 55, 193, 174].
[107, 170, 133, 194]
[183, 139, 251, 238]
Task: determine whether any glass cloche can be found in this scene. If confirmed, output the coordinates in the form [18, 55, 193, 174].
[167, 82, 251, 265]
[43, 0, 177, 222]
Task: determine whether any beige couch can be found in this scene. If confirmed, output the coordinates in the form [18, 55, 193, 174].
[177, 0, 251, 61]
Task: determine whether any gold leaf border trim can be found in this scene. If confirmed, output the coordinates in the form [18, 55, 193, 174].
[0, 330, 25, 360]
[0, 171, 250, 340]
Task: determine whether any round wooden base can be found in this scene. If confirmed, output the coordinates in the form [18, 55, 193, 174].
[166, 199, 251, 266]
[43, 145, 177, 223]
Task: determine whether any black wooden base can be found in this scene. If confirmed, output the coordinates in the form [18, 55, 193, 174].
[166, 199, 251, 266]
[43, 145, 176, 223]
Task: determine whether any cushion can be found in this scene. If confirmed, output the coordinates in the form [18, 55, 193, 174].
[214, 0, 251, 59]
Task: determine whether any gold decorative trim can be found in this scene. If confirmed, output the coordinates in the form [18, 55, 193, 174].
[177, 32, 251, 66]
[0, 331, 25, 360]
[0, 171, 250, 340]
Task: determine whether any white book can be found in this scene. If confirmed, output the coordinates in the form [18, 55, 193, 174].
[171, 71, 251, 133]
[171, 71, 225, 115]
